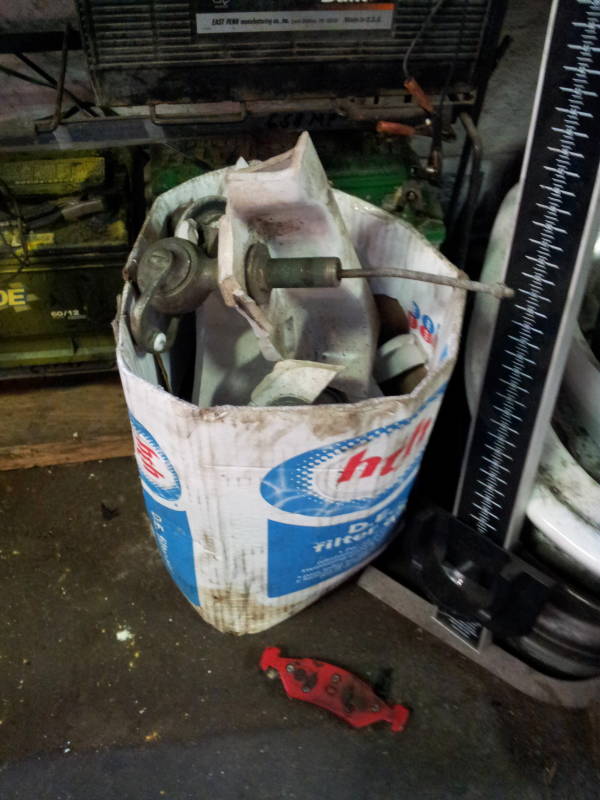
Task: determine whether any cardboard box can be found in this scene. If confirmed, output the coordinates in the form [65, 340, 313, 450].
[116, 148, 465, 634]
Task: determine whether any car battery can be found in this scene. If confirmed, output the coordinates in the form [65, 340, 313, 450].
[76, 0, 505, 110]
[0, 152, 131, 376]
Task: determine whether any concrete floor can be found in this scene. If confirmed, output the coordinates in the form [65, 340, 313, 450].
[0, 457, 598, 799]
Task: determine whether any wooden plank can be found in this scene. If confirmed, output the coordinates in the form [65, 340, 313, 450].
[0, 374, 133, 471]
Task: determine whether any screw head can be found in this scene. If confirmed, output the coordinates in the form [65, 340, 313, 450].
[152, 332, 167, 353]
[265, 667, 279, 681]
[371, 704, 380, 712]
[302, 686, 311, 693]
[331, 674, 341, 683]
[285, 664, 295, 673]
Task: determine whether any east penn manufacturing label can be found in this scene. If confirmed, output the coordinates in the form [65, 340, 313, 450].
[196, 1, 394, 35]
[0, 286, 28, 309]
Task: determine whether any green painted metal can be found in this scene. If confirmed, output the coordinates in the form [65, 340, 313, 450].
[151, 133, 446, 247]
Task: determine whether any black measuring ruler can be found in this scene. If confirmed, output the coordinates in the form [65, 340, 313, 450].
[439, 0, 600, 648]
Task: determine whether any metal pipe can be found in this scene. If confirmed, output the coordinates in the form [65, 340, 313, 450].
[456, 112, 483, 269]
[16, 52, 97, 118]
[35, 24, 69, 134]
[444, 112, 483, 270]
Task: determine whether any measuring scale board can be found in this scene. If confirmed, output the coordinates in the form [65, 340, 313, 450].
[439, 0, 600, 648]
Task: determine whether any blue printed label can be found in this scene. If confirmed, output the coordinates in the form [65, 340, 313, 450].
[130, 416, 181, 502]
[142, 490, 200, 606]
[267, 481, 414, 598]
[261, 384, 444, 518]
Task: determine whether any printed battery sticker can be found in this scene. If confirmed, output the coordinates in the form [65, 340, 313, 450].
[196, 1, 394, 35]
[267, 482, 412, 598]
[0, 285, 29, 310]
[143, 490, 200, 606]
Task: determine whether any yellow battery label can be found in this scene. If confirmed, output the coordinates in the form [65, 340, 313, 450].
[0, 280, 37, 312]
[0, 285, 27, 309]
[3, 231, 55, 256]
[0, 157, 105, 195]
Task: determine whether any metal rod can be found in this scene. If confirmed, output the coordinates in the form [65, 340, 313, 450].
[16, 52, 97, 118]
[35, 23, 69, 134]
[455, 112, 483, 269]
[341, 267, 514, 299]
